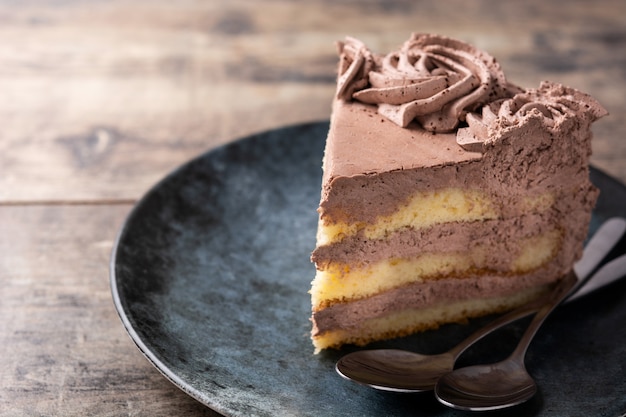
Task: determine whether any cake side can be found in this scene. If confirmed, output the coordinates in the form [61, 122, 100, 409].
[310, 33, 607, 352]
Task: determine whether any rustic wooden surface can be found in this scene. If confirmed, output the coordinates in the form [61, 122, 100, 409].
[1, 1, 625, 415]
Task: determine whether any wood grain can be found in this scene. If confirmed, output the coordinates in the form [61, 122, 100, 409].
[0, 0, 625, 203]
[1, 0, 625, 415]
[0, 204, 220, 416]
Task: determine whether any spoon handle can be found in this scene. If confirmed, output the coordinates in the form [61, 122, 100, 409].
[508, 272, 578, 362]
[447, 283, 557, 359]
[511, 251, 626, 360]
[574, 217, 626, 279]
[568, 254, 626, 301]
[448, 253, 626, 359]
[490, 236, 626, 363]
[447, 217, 626, 360]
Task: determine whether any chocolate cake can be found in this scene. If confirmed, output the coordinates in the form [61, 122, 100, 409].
[310, 34, 607, 352]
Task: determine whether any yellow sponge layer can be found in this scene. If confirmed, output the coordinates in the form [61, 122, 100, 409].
[513, 230, 560, 271]
[312, 284, 549, 352]
[312, 251, 486, 310]
[318, 188, 498, 245]
[311, 229, 560, 310]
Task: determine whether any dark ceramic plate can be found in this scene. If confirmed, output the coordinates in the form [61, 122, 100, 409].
[110, 121, 626, 417]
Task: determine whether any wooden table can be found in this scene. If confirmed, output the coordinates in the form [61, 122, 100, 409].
[1, 1, 625, 415]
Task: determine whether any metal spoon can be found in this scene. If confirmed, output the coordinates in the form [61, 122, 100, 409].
[336, 254, 626, 393]
[434, 269, 577, 410]
[335, 217, 626, 393]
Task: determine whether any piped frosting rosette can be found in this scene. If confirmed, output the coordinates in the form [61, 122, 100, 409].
[336, 33, 516, 132]
[336, 37, 378, 102]
[457, 82, 609, 152]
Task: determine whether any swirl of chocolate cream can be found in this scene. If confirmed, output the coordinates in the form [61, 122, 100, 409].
[497, 83, 588, 129]
[456, 81, 608, 152]
[335, 37, 378, 101]
[457, 93, 564, 152]
[350, 34, 512, 132]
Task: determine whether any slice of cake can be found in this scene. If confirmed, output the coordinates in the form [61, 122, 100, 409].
[310, 33, 607, 352]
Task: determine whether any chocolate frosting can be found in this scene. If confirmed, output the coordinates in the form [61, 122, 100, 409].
[336, 33, 518, 132]
[319, 81, 607, 226]
[461, 81, 609, 151]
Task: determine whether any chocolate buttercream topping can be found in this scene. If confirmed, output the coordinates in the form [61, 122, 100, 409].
[319, 82, 606, 226]
[458, 81, 609, 151]
[336, 37, 378, 101]
[336, 33, 517, 132]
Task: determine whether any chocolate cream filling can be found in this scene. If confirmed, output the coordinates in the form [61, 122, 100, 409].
[313, 181, 596, 270]
[312, 266, 562, 336]
[313, 213, 555, 269]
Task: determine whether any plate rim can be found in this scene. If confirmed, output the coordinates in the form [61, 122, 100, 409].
[109, 120, 329, 414]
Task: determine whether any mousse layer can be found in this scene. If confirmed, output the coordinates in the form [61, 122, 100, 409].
[312, 284, 549, 350]
[313, 214, 554, 268]
[311, 226, 561, 310]
[312, 267, 561, 337]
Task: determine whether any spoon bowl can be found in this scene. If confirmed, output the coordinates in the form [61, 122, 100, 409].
[433, 271, 578, 410]
[336, 349, 455, 392]
[435, 359, 537, 411]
